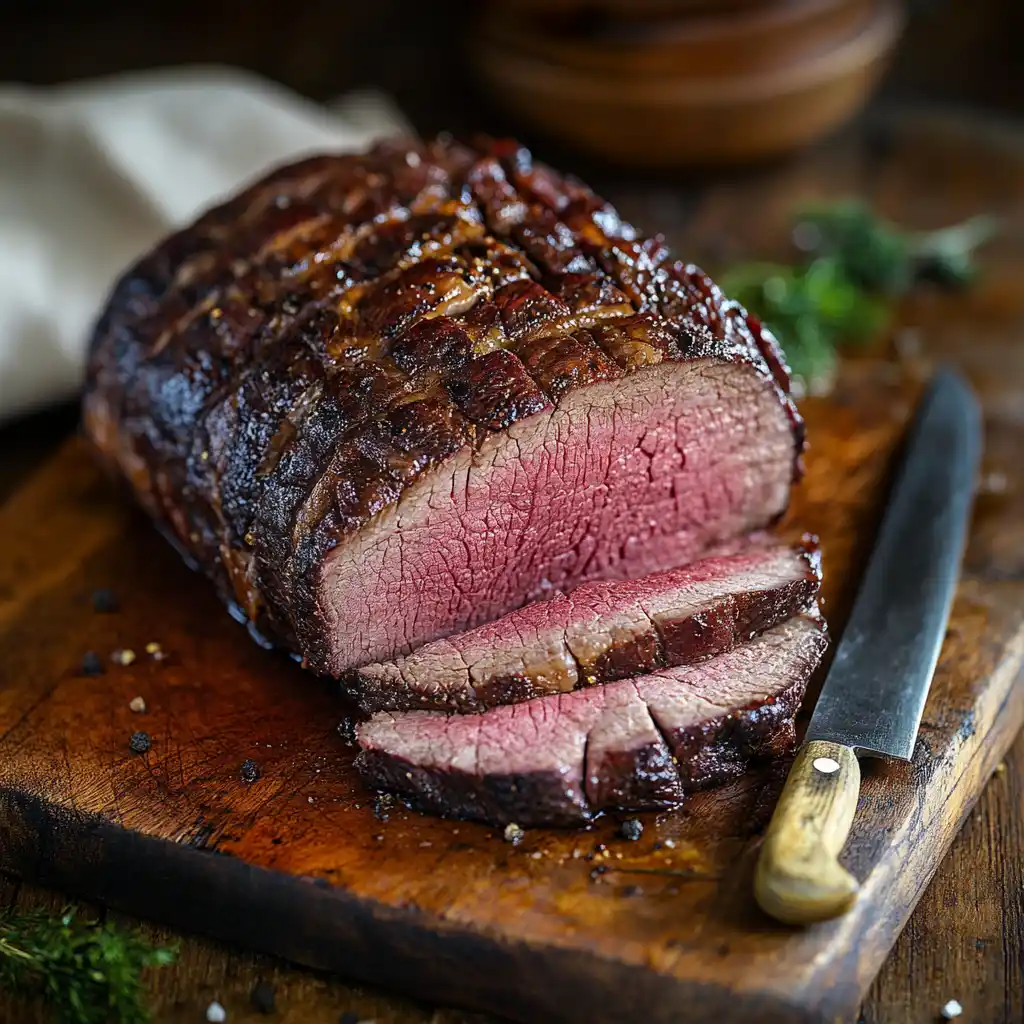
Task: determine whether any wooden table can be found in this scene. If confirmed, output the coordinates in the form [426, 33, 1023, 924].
[1, 106, 1022, 1023]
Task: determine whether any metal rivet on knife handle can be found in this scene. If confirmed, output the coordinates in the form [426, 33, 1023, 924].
[754, 739, 861, 925]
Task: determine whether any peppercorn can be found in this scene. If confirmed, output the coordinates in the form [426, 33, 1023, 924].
[81, 651, 104, 676]
[240, 759, 261, 784]
[619, 818, 644, 841]
[249, 980, 275, 1015]
[129, 731, 151, 754]
[91, 588, 119, 613]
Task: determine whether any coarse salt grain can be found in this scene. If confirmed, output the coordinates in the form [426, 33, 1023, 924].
[941, 1000, 963, 1019]
[206, 1000, 227, 1023]
[129, 696, 146, 713]
[503, 823, 525, 845]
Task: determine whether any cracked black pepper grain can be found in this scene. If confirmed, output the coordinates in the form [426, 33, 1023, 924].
[373, 792, 395, 821]
[250, 980, 276, 1014]
[240, 759, 261, 783]
[621, 884, 643, 897]
[81, 651, 104, 676]
[128, 731, 151, 754]
[620, 818, 644, 841]
[91, 588, 119, 613]
[337, 718, 356, 745]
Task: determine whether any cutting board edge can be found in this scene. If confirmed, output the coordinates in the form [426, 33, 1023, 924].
[0, 786, 827, 1024]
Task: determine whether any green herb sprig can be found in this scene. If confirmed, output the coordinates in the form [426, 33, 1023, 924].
[722, 201, 996, 394]
[723, 256, 887, 392]
[0, 906, 176, 1024]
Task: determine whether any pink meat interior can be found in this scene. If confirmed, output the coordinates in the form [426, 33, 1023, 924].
[322, 359, 794, 672]
[357, 614, 825, 809]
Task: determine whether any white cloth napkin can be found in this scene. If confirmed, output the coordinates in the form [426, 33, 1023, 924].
[0, 66, 409, 424]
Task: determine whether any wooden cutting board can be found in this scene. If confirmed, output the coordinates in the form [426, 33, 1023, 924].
[2, 118, 1024, 1024]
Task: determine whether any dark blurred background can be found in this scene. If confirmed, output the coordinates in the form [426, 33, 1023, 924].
[2, 0, 1021, 141]
[1, 0, 1021, 491]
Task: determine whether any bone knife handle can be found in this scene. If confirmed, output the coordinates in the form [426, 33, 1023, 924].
[754, 739, 861, 925]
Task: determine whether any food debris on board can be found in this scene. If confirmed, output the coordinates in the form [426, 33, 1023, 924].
[240, 759, 262, 784]
[373, 793, 395, 821]
[111, 648, 136, 666]
[129, 696, 146, 713]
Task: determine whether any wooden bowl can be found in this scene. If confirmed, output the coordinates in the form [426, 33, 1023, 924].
[472, 1, 903, 167]
[480, 0, 879, 81]
[494, 0, 767, 22]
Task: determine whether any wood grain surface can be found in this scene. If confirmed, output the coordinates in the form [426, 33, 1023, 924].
[1, 108, 1023, 1023]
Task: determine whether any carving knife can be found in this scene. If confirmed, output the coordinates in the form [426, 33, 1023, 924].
[754, 367, 982, 925]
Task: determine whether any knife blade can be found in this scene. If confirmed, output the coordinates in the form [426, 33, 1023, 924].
[754, 367, 982, 925]
[807, 366, 982, 759]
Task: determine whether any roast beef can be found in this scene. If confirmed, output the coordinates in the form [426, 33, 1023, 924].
[355, 612, 827, 827]
[346, 541, 820, 714]
[83, 135, 803, 676]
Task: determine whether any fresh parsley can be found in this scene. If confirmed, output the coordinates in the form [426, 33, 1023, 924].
[0, 906, 176, 1024]
[722, 201, 996, 394]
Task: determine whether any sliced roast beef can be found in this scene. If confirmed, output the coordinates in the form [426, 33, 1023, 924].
[346, 542, 821, 714]
[355, 612, 828, 826]
[83, 135, 803, 676]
